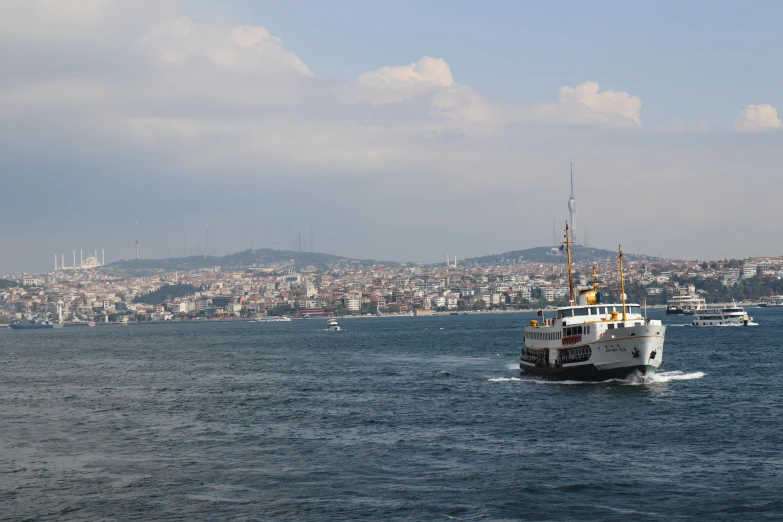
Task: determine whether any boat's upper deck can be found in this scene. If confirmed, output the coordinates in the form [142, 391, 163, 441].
[554, 304, 642, 323]
[524, 303, 662, 349]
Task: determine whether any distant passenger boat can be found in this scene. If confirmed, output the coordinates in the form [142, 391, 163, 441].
[10, 316, 63, 329]
[692, 302, 754, 326]
[666, 294, 706, 315]
[254, 316, 292, 322]
[758, 296, 783, 307]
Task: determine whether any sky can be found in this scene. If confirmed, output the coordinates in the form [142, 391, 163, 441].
[1, 0, 782, 273]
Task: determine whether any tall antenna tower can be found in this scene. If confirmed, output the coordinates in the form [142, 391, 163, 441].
[568, 163, 577, 244]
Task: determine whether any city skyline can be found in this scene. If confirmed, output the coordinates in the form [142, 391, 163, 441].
[1, 1, 782, 273]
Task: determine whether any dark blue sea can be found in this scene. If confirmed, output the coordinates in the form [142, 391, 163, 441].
[1, 309, 782, 521]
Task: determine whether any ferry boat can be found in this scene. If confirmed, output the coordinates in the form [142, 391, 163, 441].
[10, 316, 64, 329]
[326, 318, 341, 331]
[757, 295, 783, 307]
[520, 222, 665, 380]
[111, 316, 129, 326]
[692, 302, 754, 326]
[666, 294, 707, 315]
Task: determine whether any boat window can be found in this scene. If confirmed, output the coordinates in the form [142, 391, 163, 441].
[629, 306, 639, 314]
[557, 310, 563, 319]
[608, 323, 615, 329]
[573, 308, 589, 316]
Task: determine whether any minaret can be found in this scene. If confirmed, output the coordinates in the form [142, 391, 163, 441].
[568, 162, 577, 244]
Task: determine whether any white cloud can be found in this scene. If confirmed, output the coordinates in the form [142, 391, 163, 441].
[733, 104, 782, 132]
[349, 56, 454, 105]
[142, 18, 312, 76]
[1, 1, 782, 270]
[337, 56, 500, 133]
[529, 81, 642, 127]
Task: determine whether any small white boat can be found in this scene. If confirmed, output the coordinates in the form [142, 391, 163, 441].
[326, 318, 341, 331]
[692, 302, 754, 326]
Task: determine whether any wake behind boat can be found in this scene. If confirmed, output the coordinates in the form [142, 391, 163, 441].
[520, 222, 665, 380]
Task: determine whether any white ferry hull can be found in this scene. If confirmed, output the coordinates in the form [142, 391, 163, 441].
[692, 317, 752, 326]
[520, 324, 665, 380]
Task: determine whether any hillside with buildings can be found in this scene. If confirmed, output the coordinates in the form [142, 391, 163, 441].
[3, 248, 783, 325]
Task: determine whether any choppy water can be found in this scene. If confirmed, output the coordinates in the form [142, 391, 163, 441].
[1, 309, 782, 521]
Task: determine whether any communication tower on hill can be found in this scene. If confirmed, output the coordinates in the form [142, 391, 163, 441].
[568, 162, 577, 244]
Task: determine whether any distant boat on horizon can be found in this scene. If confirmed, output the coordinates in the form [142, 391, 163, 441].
[692, 302, 755, 326]
[10, 316, 63, 330]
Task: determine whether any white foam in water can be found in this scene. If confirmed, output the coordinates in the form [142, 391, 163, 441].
[643, 370, 706, 383]
[489, 370, 706, 386]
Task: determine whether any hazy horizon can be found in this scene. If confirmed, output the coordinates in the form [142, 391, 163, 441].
[2, 1, 782, 273]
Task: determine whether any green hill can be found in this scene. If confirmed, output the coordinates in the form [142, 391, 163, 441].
[462, 246, 665, 266]
[0, 278, 18, 289]
[103, 248, 388, 274]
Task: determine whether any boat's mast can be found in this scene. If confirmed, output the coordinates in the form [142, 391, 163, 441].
[619, 245, 627, 322]
[592, 266, 598, 293]
[565, 221, 574, 304]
